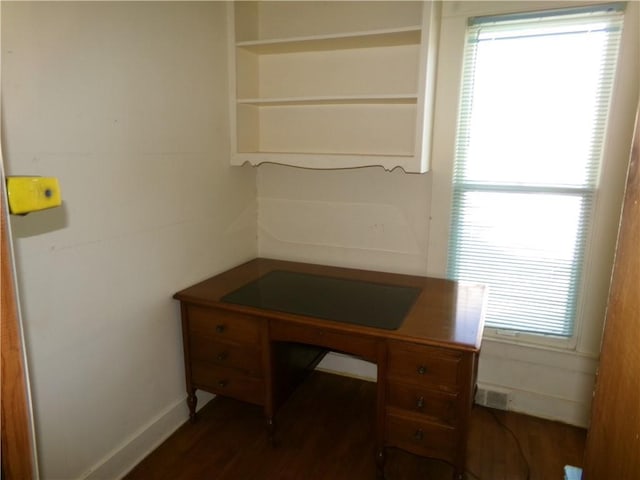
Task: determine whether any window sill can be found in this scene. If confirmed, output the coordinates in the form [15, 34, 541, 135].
[482, 328, 590, 355]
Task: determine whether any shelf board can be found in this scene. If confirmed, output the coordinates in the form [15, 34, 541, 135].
[237, 94, 418, 106]
[236, 151, 415, 158]
[236, 26, 421, 54]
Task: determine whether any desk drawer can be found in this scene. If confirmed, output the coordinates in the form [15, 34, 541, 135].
[385, 411, 457, 462]
[388, 341, 462, 391]
[188, 306, 262, 345]
[191, 361, 264, 405]
[270, 319, 378, 362]
[387, 383, 458, 426]
[189, 336, 263, 377]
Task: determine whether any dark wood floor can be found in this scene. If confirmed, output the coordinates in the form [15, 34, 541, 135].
[125, 371, 586, 480]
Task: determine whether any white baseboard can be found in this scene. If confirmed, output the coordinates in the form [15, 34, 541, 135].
[504, 385, 591, 427]
[475, 380, 592, 426]
[81, 392, 214, 480]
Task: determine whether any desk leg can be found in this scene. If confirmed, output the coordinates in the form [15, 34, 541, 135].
[187, 389, 198, 423]
[375, 447, 386, 479]
[266, 415, 277, 446]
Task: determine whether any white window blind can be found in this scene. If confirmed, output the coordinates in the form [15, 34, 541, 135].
[447, 4, 624, 337]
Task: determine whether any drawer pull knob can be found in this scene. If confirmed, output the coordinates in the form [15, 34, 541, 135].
[218, 380, 228, 388]
[216, 352, 228, 361]
[414, 429, 424, 441]
[416, 396, 425, 409]
[417, 365, 427, 375]
[215, 324, 226, 334]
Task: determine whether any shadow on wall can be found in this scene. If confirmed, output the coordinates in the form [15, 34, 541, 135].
[9, 202, 68, 238]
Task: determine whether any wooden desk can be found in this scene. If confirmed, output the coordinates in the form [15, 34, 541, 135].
[174, 258, 486, 479]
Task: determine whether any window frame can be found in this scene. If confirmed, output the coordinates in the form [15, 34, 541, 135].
[426, 1, 639, 352]
[448, 4, 622, 341]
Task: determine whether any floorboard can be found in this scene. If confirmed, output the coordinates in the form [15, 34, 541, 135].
[125, 371, 585, 480]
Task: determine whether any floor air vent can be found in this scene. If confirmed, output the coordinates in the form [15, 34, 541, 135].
[475, 387, 510, 410]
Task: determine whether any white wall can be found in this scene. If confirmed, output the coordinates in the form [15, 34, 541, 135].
[2, 2, 257, 479]
[258, 165, 432, 275]
[258, 1, 640, 427]
[2, 1, 637, 478]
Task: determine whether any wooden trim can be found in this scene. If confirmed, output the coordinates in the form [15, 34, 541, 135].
[1, 179, 36, 479]
[583, 105, 640, 478]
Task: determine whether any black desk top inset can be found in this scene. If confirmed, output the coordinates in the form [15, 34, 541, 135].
[221, 270, 421, 330]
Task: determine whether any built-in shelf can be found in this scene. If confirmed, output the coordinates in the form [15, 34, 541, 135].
[236, 26, 422, 54]
[227, 1, 440, 172]
[237, 95, 419, 107]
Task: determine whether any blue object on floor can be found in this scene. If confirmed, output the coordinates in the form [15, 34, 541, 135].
[564, 465, 582, 480]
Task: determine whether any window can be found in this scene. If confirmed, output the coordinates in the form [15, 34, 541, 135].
[447, 4, 624, 338]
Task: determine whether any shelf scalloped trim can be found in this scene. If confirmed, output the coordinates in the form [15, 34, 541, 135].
[231, 151, 424, 173]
